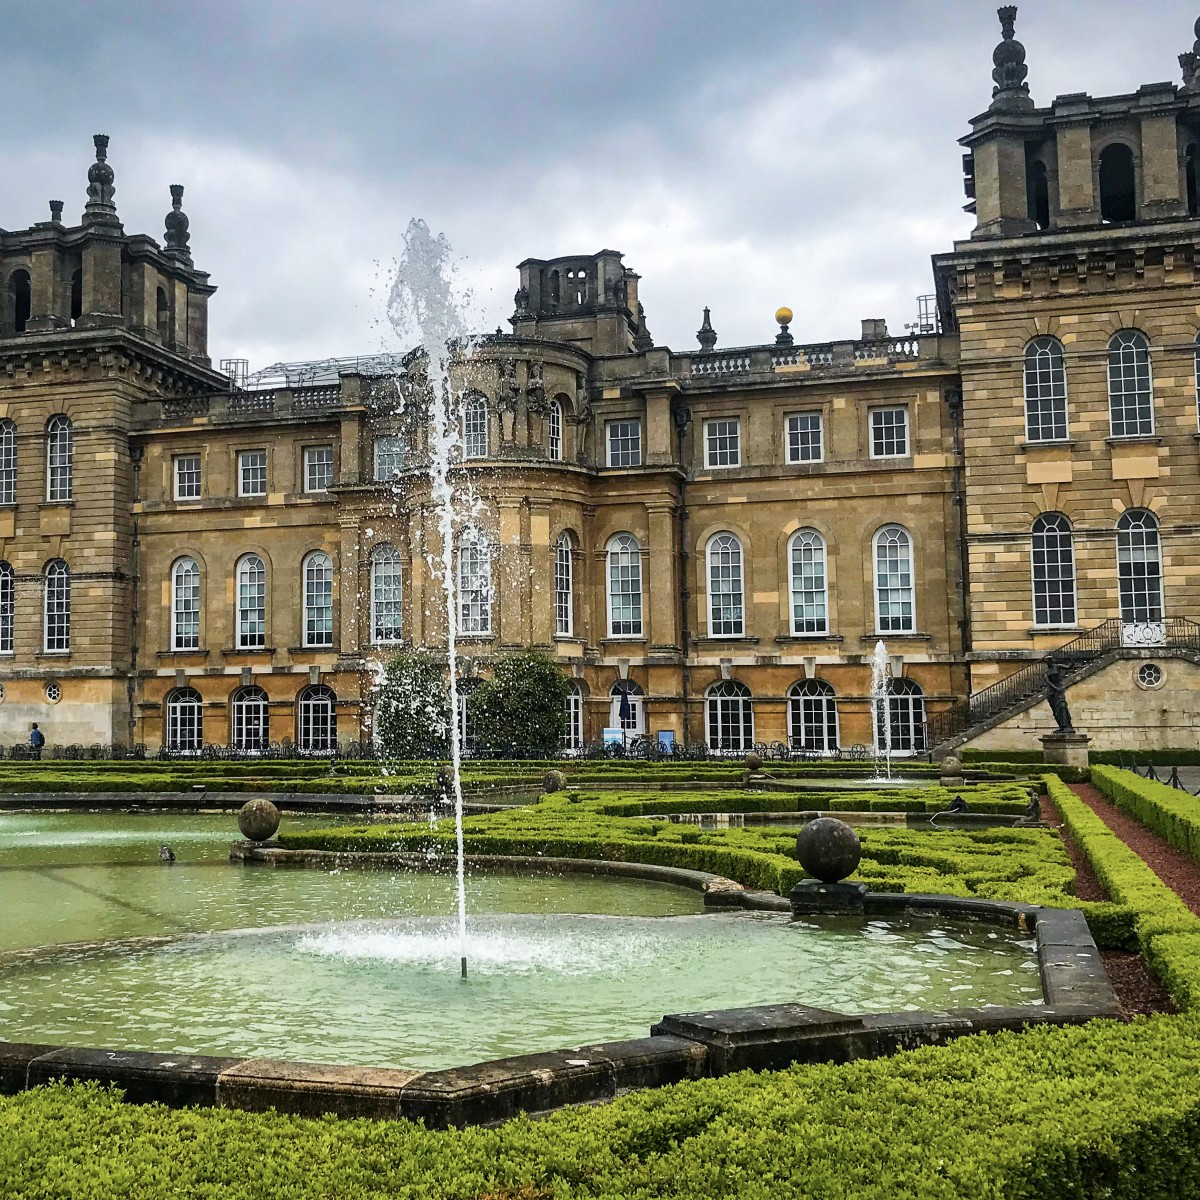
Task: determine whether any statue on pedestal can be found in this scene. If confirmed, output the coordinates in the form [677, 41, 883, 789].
[1045, 660, 1074, 734]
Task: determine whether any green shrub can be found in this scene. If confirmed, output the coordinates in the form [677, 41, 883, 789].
[1091, 765, 1200, 865]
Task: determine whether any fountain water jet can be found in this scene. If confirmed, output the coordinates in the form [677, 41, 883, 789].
[870, 640, 893, 783]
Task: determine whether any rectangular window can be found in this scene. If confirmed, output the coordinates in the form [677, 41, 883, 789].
[0, 425, 15, 505]
[173, 454, 201, 500]
[304, 446, 334, 493]
[373, 436, 406, 481]
[870, 407, 909, 458]
[705, 418, 741, 468]
[606, 420, 642, 468]
[786, 413, 823, 464]
[238, 450, 267, 497]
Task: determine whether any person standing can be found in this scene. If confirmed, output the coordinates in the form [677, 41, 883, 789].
[29, 723, 45, 760]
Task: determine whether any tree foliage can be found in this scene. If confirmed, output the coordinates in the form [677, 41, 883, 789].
[372, 649, 452, 759]
[469, 650, 571, 756]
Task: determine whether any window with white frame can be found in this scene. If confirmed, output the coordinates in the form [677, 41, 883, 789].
[554, 532, 573, 637]
[165, 687, 203, 752]
[562, 682, 584, 752]
[297, 685, 337, 752]
[610, 680, 644, 735]
[1117, 509, 1164, 625]
[874, 525, 915, 633]
[706, 680, 754, 751]
[1024, 337, 1069, 442]
[43, 559, 70, 653]
[0, 420, 16, 505]
[231, 686, 269, 751]
[606, 533, 643, 637]
[373, 436, 406, 481]
[1108, 330, 1154, 437]
[174, 454, 201, 500]
[238, 450, 267, 497]
[788, 680, 838, 754]
[788, 529, 828, 635]
[1031, 513, 1077, 626]
[869, 407, 909, 458]
[46, 415, 72, 502]
[458, 530, 492, 635]
[707, 532, 744, 637]
[1194, 332, 1200, 432]
[171, 557, 201, 650]
[235, 554, 266, 649]
[303, 551, 334, 647]
[463, 395, 489, 459]
[606, 420, 641, 467]
[704, 418, 740, 468]
[876, 678, 926, 756]
[303, 446, 334, 494]
[456, 678, 481, 751]
[370, 545, 403, 644]
[548, 400, 563, 461]
[786, 412, 823, 464]
[0, 561, 12, 654]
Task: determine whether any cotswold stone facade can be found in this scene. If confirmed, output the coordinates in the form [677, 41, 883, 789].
[3, 10, 1200, 754]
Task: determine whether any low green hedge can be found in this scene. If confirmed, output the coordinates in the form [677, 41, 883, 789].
[1091, 765, 1200, 865]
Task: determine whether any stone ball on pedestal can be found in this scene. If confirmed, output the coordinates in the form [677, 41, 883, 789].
[238, 798, 281, 842]
[795, 817, 862, 884]
[941, 754, 963, 777]
[543, 769, 566, 794]
[744, 752, 763, 772]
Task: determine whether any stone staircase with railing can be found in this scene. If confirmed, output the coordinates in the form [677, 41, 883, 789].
[925, 617, 1200, 756]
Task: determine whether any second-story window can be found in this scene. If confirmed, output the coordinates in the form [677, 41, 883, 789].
[44, 559, 71, 653]
[303, 551, 334, 647]
[1024, 337, 1069, 442]
[171, 557, 201, 650]
[1108, 330, 1154, 438]
[238, 450, 267, 497]
[548, 400, 563, 461]
[235, 554, 266, 648]
[554, 532, 574, 636]
[0, 420, 15, 505]
[373, 436, 406, 481]
[46, 415, 73, 502]
[870, 407, 909, 458]
[174, 454, 202, 500]
[606, 419, 642, 467]
[786, 413, 823, 463]
[0, 561, 13, 654]
[705, 418, 741, 468]
[463, 395, 489, 459]
[304, 446, 334, 493]
[458, 529, 492, 635]
[707, 532, 745, 636]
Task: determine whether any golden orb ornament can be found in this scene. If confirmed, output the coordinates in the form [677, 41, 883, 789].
[775, 306, 793, 326]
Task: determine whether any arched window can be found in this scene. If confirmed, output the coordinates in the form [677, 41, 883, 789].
[788, 529, 828, 635]
[563, 682, 584, 752]
[706, 680, 754, 752]
[707, 532, 744, 637]
[70, 269, 82, 323]
[878, 678, 926, 756]
[1031, 514, 1076, 627]
[1194, 331, 1200, 432]
[1027, 159, 1050, 230]
[171, 557, 201, 651]
[874, 525, 915, 633]
[1117, 510, 1164, 625]
[43, 559, 70, 653]
[231, 686, 269, 751]
[1099, 143, 1136, 223]
[235, 554, 266, 649]
[0, 561, 12, 654]
[46, 415, 72, 502]
[156, 286, 171, 342]
[1024, 337, 1068, 442]
[370, 545, 403, 645]
[302, 551, 334, 648]
[0, 419, 16, 505]
[1108, 330, 1154, 437]
[788, 680, 838, 755]
[165, 687, 203, 752]
[9, 270, 30, 333]
[297, 685, 337, 753]
[554, 532, 574, 637]
[610, 679, 645, 737]
[458, 529, 491, 635]
[463, 394, 489, 459]
[606, 533, 643, 638]
[548, 399, 563, 461]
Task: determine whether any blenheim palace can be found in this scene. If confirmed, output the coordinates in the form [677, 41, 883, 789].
[3, 8, 1200, 757]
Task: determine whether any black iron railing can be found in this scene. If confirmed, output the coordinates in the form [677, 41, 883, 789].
[925, 617, 1200, 750]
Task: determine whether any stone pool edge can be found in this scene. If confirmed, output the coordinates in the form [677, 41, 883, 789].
[0, 851, 1118, 1128]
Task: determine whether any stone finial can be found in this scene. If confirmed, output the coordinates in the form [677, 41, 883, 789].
[633, 301, 654, 351]
[990, 6, 1032, 111]
[696, 306, 717, 351]
[164, 184, 192, 261]
[1181, 18, 1200, 91]
[83, 133, 118, 224]
[774, 306, 794, 347]
[48, 200, 63, 224]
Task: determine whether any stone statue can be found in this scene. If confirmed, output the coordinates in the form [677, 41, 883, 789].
[1045, 660, 1074, 734]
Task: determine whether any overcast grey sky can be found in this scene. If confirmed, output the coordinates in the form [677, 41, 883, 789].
[1, 1, 1196, 367]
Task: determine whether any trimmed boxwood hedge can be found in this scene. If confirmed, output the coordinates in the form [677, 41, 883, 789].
[1090, 765, 1200, 865]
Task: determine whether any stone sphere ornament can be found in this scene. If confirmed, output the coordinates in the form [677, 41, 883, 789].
[238, 798, 281, 842]
[542, 770, 566, 794]
[744, 752, 763, 772]
[774, 306, 794, 326]
[795, 817, 862, 884]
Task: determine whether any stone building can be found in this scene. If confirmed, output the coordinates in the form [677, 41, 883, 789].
[1, 8, 1199, 755]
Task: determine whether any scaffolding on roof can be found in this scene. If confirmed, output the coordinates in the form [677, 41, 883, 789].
[233, 353, 416, 390]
